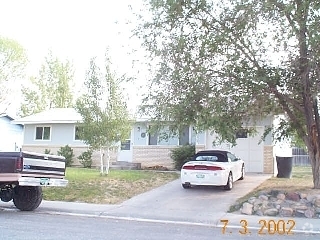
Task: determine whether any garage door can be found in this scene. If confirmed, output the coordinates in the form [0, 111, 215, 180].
[205, 127, 264, 173]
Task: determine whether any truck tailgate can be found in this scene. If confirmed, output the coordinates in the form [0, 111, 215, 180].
[22, 152, 66, 178]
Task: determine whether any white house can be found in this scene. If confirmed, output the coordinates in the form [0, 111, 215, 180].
[13, 108, 275, 173]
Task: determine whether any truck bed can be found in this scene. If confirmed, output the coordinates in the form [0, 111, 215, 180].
[0, 151, 67, 187]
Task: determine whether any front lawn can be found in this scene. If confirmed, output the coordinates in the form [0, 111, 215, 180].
[42, 168, 179, 204]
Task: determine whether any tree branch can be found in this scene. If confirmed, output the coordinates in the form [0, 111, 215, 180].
[270, 0, 300, 37]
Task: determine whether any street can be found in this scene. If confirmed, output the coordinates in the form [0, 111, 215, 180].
[0, 210, 318, 240]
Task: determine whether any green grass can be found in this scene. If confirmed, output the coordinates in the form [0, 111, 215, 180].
[228, 166, 316, 212]
[42, 168, 179, 204]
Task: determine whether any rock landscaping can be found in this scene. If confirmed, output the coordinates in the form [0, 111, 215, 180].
[240, 190, 320, 218]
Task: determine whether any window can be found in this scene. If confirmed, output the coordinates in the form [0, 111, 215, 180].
[179, 126, 190, 145]
[148, 125, 158, 145]
[227, 152, 237, 162]
[148, 132, 158, 145]
[74, 126, 83, 140]
[35, 126, 51, 140]
[194, 153, 227, 162]
[236, 128, 248, 138]
[195, 155, 218, 161]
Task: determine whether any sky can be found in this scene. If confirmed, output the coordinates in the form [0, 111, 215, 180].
[0, 0, 148, 116]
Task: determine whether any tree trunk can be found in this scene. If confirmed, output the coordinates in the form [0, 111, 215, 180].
[295, 2, 320, 189]
[105, 147, 110, 175]
[306, 118, 320, 189]
[99, 148, 104, 175]
[307, 147, 320, 189]
[313, 159, 320, 189]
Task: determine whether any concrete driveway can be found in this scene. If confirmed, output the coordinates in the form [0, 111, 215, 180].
[102, 173, 271, 224]
[15, 173, 270, 225]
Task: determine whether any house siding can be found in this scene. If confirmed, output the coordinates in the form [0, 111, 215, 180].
[23, 123, 86, 146]
[0, 116, 23, 151]
[133, 123, 181, 146]
[133, 123, 148, 145]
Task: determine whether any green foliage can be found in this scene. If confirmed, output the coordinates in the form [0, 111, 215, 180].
[44, 149, 52, 154]
[75, 55, 131, 150]
[136, 0, 320, 187]
[20, 50, 74, 117]
[170, 144, 195, 170]
[0, 36, 27, 111]
[57, 145, 74, 167]
[135, 0, 319, 144]
[78, 150, 93, 168]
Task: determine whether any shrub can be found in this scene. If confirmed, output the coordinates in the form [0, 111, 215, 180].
[78, 150, 93, 168]
[170, 144, 195, 170]
[44, 149, 51, 154]
[57, 145, 74, 167]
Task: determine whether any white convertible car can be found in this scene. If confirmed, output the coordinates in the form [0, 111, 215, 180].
[181, 150, 245, 190]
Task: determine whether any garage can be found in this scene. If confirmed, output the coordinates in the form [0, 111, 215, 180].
[205, 126, 265, 173]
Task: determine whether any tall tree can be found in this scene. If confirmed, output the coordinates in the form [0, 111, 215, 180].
[0, 36, 28, 113]
[20, 51, 74, 116]
[75, 56, 131, 175]
[135, 0, 320, 188]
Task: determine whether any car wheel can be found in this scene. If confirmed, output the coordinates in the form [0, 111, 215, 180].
[239, 164, 245, 180]
[182, 183, 191, 189]
[224, 172, 233, 190]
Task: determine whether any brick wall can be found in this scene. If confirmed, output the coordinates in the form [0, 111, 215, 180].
[132, 144, 205, 170]
[22, 145, 118, 167]
[132, 145, 176, 169]
[22, 144, 210, 170]
[196, 145, 205, 152]
[263, 145, 274, 174]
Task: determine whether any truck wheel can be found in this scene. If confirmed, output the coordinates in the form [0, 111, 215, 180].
[13, 186, 43, 211]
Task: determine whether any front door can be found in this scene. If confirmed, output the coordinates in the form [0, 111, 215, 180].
[117, 131, 133, 162]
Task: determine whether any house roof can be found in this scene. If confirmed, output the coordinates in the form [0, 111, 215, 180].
[12, 108, 82, 125]
[0, 114, 14, 121]
[0, 114, 23, 127]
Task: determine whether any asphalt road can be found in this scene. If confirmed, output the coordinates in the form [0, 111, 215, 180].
[1, 174, 319, 239]
[0, 210, 318, 240]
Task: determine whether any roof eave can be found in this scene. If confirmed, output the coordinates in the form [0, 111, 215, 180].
[11, 120, 83, 125]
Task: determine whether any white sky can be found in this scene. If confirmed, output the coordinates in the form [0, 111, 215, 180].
[0, 0, 148, 115]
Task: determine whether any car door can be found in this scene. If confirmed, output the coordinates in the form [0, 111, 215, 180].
[227, 152, 242, 180]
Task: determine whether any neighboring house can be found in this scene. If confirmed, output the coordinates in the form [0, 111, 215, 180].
[12, 108, 93, 165]
[0, 114, 23, 151]
[13, 108, 275, 173]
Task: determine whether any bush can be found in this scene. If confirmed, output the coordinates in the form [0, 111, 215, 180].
[57, 145, 74, 167]
[78, 150, 93, 168]
[170, 144, 195, 170]
[44, 149, 51, 154]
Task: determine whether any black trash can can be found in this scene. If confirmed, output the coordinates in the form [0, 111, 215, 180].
[276, 156, 293, 178]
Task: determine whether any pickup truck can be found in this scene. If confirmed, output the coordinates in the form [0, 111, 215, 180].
[0, 151, 68, 211]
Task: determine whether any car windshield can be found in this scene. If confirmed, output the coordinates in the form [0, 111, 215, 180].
[193, 153, 227, 162]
